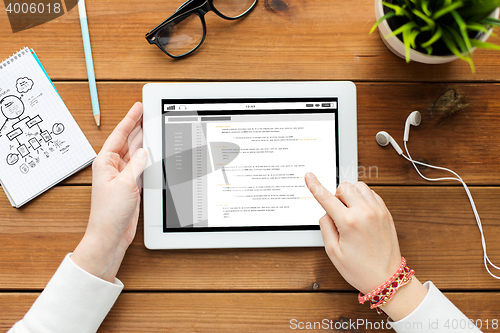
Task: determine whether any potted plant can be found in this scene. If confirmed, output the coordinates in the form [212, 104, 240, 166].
[371, 0, 500, 71]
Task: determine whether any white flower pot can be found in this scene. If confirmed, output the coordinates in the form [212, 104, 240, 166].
[374, 0, 500, 64]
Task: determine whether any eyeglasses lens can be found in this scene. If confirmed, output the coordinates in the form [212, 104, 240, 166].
[212, 0, 256, 18]
[158, 14, 204, 57]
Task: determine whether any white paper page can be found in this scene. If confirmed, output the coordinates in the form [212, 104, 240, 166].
[0, 48, 96, 206]
[206, 120, 336, 227]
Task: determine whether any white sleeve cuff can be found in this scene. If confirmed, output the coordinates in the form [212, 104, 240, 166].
[388, 281, 481, 333]
[9, 253, 123, 333]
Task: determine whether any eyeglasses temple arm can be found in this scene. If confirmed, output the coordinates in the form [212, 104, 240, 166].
[145, 0, 202, 39]
[176, 0, 196, 13]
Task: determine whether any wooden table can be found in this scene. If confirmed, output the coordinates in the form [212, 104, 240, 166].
[2, 0, 500, 331]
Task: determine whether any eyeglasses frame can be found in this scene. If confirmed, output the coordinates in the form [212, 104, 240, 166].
[145, 0, 258, 58]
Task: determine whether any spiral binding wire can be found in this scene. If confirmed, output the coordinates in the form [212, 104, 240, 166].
[0, 47, 29, 70]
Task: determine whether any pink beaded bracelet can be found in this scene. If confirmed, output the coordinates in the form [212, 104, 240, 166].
[358, 257, 415, 315]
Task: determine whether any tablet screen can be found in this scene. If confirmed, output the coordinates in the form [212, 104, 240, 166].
[162, 98, 339, 232]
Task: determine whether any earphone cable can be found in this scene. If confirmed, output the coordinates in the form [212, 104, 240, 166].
[402, 141, 500, 280]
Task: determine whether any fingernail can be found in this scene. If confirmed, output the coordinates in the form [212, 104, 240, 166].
[136, 148, 147, 159]
[305, 172, 316, 180]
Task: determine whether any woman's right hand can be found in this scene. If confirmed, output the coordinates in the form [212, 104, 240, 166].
[305, 173, 427, 320]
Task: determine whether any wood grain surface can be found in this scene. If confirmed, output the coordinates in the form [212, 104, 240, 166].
[2, 0, 500, 331]
[2, 292, 500, 332]
[1, 186, 498, 291]
[1, 0, 500, 82]
[53, 82, 500, 185]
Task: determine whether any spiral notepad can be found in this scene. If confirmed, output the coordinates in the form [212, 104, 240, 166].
[0, 48, 96, 208]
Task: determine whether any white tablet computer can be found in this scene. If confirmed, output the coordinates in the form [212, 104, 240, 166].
[143, 81, 357, 249]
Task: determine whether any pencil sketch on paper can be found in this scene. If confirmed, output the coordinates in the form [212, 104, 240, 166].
[0, 77, 69, 175]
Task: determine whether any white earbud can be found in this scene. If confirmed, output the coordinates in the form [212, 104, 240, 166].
[404, 111, 421, 142]
[376, 131, 403, 155]
[376, 110, 500, 280]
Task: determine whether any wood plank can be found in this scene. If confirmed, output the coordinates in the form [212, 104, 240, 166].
[2, 0, 500, 82]
[2, 292, 500, 332]
[1, 186, 499, 291]
[55, 82, 142, 184]
[54, 82, 500, 185]
[357, 82, 500, 185]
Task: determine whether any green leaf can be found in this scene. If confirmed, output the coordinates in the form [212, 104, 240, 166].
[442, 29, 476, 73]
[484, 17, 500, 25]
[406, 29, 420, 49]
[442, 29, 467, 60]
[421, 26, 443, 47]
[382, 1, 410, 16]
[468, 58, 476, 73]
[432, 1, 464, 20]
[467, 23, 490, 34]
[401, 0, 414, 8]
[451, 10, 472, 53]
[413, 9, 436, 29]
[370, 11, 396, 34]
[471, 38, 500, 51]
[481, 17, 500, 27]
[384, 21, 418, 39]
[370, 0, 499, 70]
[446, 25, 469, 54]
[459, 0, 500, 22]
[421, 0, 432, 17]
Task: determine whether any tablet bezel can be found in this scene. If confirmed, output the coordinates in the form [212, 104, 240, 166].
[143, 81, 357, 249]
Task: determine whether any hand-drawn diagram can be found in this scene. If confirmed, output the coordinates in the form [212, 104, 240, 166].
[0, 77, 68, 175]
[19, 163, 29, 174]
[52, 123, 64, 135]
[6, 153, 18, 165]
[16, 77, 33, 94]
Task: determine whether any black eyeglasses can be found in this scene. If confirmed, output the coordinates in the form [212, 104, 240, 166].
[145, 0, 258, 58]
